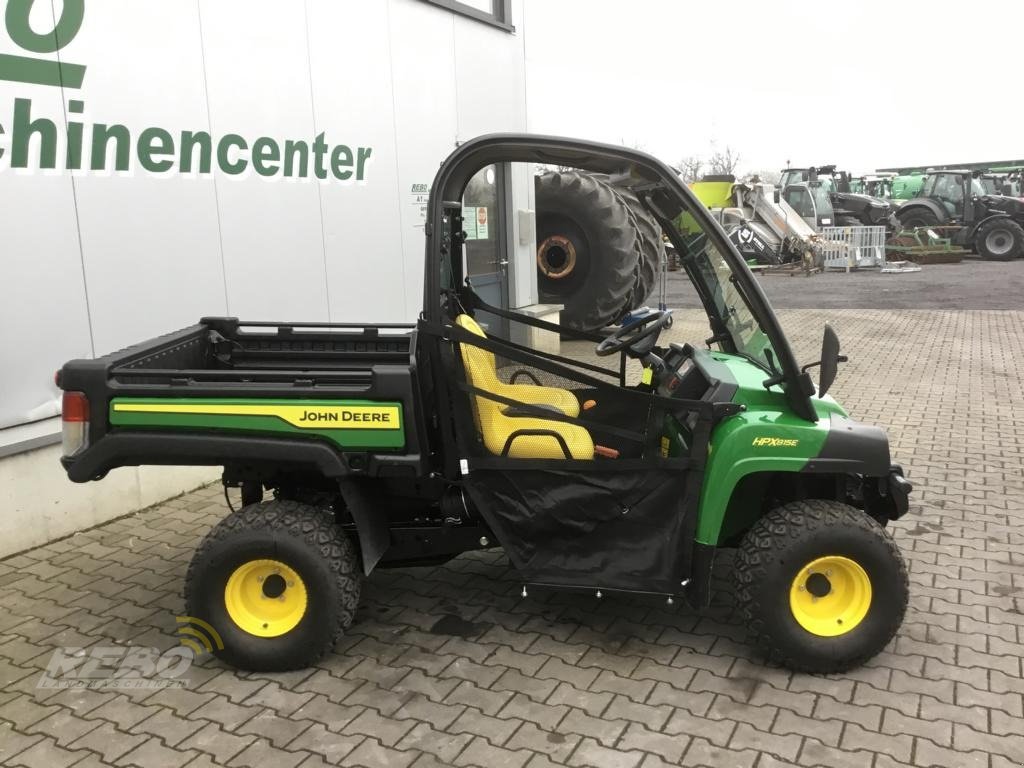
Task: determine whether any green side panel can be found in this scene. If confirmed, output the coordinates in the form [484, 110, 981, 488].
[891, 174, 925, 200]
[691, 352, 843, 545]
[677, 180, 735, 234]
[109, 398, 405, 450]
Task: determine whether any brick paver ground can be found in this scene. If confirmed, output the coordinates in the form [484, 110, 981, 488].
[1, 308, 1022, 767]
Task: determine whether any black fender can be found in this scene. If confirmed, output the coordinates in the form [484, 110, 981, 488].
[805, 415, 891, 476]
[966, 211, 1013, 239]
[63, 431, 350, 482]
[896, 198, 950, 226]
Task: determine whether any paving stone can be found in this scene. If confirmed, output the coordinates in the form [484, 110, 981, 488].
[341, 707, 416, 747]
[663, 707, 736, 748]
[340, 737, 417, 768]
[683, 736, 758, 768]
[494, 668, 560, 701]
[227, 737, 309, 768]
[117, 736, 197, 768]
[23, 708, 99, 747]
[505, 721, 580, 762]
[286, 724, 364, 763]
[178, 722, 256, 764]
[912, 737, 989, 768]
[545, 682, 612, 718]
[0, 694, 59, 729]
[536, 657, 600, 690]
[441, 657, 508, 687]
[446, 679, 514, 716]
[566, 737, 643, 768]
[556, 708, 626, 748]
[397, 721, 474, 764]
[589, 670, 654, 702]
[728, 722, 802, 763]
[796, 737, 876, 768]
[9, 735, 95, 768]
[131, 706, 209, 746]
[449, 707, 522, 745]
[603, 695, 671, 730]
[773, 707, 843, 748]
[618, 722, 688, 763]
[69, 721, 148, 763]
[841, 722, 913, 764]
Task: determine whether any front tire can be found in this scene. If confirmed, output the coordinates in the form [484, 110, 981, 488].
[975, 218, 1024, 261]
[896, 207, 939, 229]
[734, 499, 907, 673]
[185, 499, 361, 671]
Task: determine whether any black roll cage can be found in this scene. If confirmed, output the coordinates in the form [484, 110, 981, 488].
[422, 134, 817, 421]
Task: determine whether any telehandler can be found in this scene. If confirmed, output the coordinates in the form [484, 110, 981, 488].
[57, 135, 911, 674]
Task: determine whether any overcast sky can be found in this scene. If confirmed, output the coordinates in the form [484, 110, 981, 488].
[523, 0, 1023, 175]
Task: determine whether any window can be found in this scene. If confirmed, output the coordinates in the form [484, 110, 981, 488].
[418, 0, 514, 32]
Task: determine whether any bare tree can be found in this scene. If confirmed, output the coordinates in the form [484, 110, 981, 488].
[745, 169, 782, 185]
[678, 155, 704, 183]
[707, 146, 741, 176]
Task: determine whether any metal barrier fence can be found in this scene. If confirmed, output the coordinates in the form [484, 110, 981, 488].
[818, 226, 887, 271]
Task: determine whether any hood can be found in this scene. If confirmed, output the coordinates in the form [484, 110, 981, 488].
[980, 194, 1024, 214]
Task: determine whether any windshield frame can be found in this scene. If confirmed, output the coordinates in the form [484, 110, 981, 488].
[426, 134, 818, 421]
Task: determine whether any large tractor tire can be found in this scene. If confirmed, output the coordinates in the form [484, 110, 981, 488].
[535, 171, 662, 332]
[974, 218, 1024, 261]
[734, 499, 908, 674]
[896, 207, 940, 229]
[606, 180, 665, 304]
[185, 499, 361, 671]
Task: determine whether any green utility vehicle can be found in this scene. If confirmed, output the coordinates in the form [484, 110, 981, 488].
[57, 135, 911, 674]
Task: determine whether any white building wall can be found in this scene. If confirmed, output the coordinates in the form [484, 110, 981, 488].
[0, 0, 529, 556]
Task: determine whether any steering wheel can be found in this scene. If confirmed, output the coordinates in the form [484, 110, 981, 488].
[595, 310, 673, 358]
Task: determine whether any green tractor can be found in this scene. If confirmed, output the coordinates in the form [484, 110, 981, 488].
[56, 135, 912, 674]
[896, 169, 1024, 260]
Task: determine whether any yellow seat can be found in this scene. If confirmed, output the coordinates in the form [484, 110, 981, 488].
[455, 314, 593, 459]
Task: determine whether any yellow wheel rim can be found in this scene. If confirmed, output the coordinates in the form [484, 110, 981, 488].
[224, 559, 308, 637]
[789, 555, 872, 637]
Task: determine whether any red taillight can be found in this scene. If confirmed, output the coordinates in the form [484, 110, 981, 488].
[61, 392, 90, 458]
[62, 391, 90, 422]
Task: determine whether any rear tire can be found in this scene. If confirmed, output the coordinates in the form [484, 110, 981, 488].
[975, 218, 1024, 261]
[185, 499, 361, 671]
[734, 499, 907, 673]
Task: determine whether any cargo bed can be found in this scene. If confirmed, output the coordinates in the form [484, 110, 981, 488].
[57, 317, 426, 482]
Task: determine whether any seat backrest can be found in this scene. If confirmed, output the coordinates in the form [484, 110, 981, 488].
[455, 314, 500, 430]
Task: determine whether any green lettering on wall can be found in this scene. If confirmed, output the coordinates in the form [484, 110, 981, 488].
[0, 0, 86, 87]
[217, 133, 248, 175]
[180, 131, 212, 173]
[90, 123, 131, 171]
[330, 144, 352, 180]
[312, 132, 328, 180]
[138, 127, 174, 172]
[356, 147, 372, 181]
[65, 98, 84, 169]
[283, 140, 308, 178]
[11, 97, 56, 168]
[251, 137, 279, 177]
[5, 0, 84, 53]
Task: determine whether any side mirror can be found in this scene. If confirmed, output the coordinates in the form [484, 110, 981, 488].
[818, 324, 842, 398]
[773, 188, 781, 204]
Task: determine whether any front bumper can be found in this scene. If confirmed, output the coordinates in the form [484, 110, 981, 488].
[886, 463, 913, 519]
